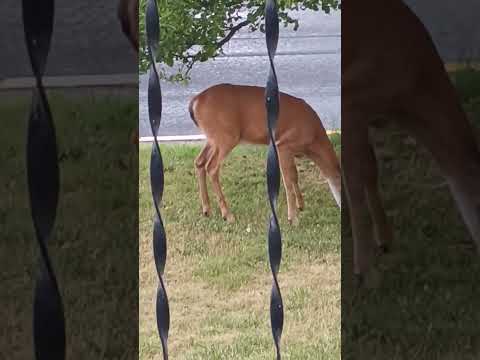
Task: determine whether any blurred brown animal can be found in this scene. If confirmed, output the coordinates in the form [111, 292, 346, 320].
[118, 0, 138, 51]
[117, 0, 139, 146]
[343, 0, 480, 279]
[189, 84, 341, 223]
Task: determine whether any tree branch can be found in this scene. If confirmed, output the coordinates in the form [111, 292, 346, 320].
[215, 7, 264, 49]
[216, 18, 252, 48]
[181, 7, 265, 78]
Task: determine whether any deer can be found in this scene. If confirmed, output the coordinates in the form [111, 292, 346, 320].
[117, 0, 139, 145]
[189, 83, 341, 224]
[118, 0, 138, 51]
[343, 0, 480, 283]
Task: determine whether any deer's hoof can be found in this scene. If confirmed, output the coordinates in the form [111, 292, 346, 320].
[361, 268, 382, 290]
[353, 266, 382, 292]
[130, 130, 139, 146]
[202, 208, 211, 217]
[223, 213, 235, 223]
[377, 243, 390, 255]
[353, 273, 364, 290]
[288, 216, 299, 226]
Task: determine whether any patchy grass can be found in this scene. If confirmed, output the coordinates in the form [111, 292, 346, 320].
[139, 135, 341, 359]
[0, 95, 138, 359]
[451, 67, 480, 104]
[342, 71, 480, 359]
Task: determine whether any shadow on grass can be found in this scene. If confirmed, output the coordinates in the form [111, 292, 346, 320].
[342, 72, 480, 359]
[1, 94, 138, 359]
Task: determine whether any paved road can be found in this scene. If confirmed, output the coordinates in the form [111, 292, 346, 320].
[2, 0, 135, 78]
[3, 1, 478, 81]
[404, 0, 480, 61]
[139, 10, 341, 137]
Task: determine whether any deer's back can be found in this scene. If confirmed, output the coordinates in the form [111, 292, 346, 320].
[343, 1, 478, 163]
[343, 0, 451, 116]
[192, 84, 324, 149]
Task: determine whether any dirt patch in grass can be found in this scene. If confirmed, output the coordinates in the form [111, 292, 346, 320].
[139, 139, 341, 359]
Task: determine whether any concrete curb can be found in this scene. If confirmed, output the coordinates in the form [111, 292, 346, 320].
[445, 62, 480, 71]
[0, 73, 137, 90]
[140, 131, 341, 143]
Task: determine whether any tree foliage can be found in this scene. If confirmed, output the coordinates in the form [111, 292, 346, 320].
[139, 0, 339, 81]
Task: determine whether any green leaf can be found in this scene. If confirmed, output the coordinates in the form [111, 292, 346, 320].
[139, 0, 338, 80]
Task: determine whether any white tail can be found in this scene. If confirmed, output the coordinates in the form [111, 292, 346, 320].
[343, 0, 480, 276]
[190, 83, 341, 223]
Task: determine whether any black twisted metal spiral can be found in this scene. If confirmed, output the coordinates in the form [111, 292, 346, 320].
[264, 1, 284, 359]
[22, 1, 66, 359]
[145, 1, 170, 359]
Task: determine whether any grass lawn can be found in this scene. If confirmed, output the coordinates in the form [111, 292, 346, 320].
[139, 134, 341, 359]
[1, 94, 138, 359]
[342, 69, 480, 359]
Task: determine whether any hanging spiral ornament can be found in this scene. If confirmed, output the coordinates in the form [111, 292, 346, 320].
[22, 1, 66, 359]
[264, 1, 284, 359]
[145, 0, 170, 359]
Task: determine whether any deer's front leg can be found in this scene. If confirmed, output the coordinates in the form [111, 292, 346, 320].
[206, 144, 235, 223]
[343, 125, 378, 283]
[278, 149, 299, 225]
[293, 178, 304, 211]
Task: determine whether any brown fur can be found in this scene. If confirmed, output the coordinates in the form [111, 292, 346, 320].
[190, 83, 341, 223]
[118, 0, 139, 51]
[343, 0, 480, 277]
[188, 99, 198, 127]
[118, 0, 139, 146]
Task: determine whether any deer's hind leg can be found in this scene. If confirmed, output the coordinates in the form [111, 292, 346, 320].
[306, 138, 341, 208]
[205, 139, 237, 222]
[403, 94, 480, 249]
[195, 143, 212, 216]
[343, 119, 377, 278]
[364, 143, 393, 253]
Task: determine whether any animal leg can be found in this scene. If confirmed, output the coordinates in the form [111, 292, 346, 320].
[206, 142, 236, 222]
[194, 143, 212, 216]
[364, 143, 393, 253]
[404, 95, 480, 250]
[278, 149, 300, 224]
[293, 176, 305, 211]
[343, 122, 377, 278]
[307, 138, 342, 208]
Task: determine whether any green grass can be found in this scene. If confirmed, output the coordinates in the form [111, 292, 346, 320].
[342, 71, 480, 359]
[139, 135, 341, 359]
[0, 95, 138, 359]
[452, 67, 480, 104]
